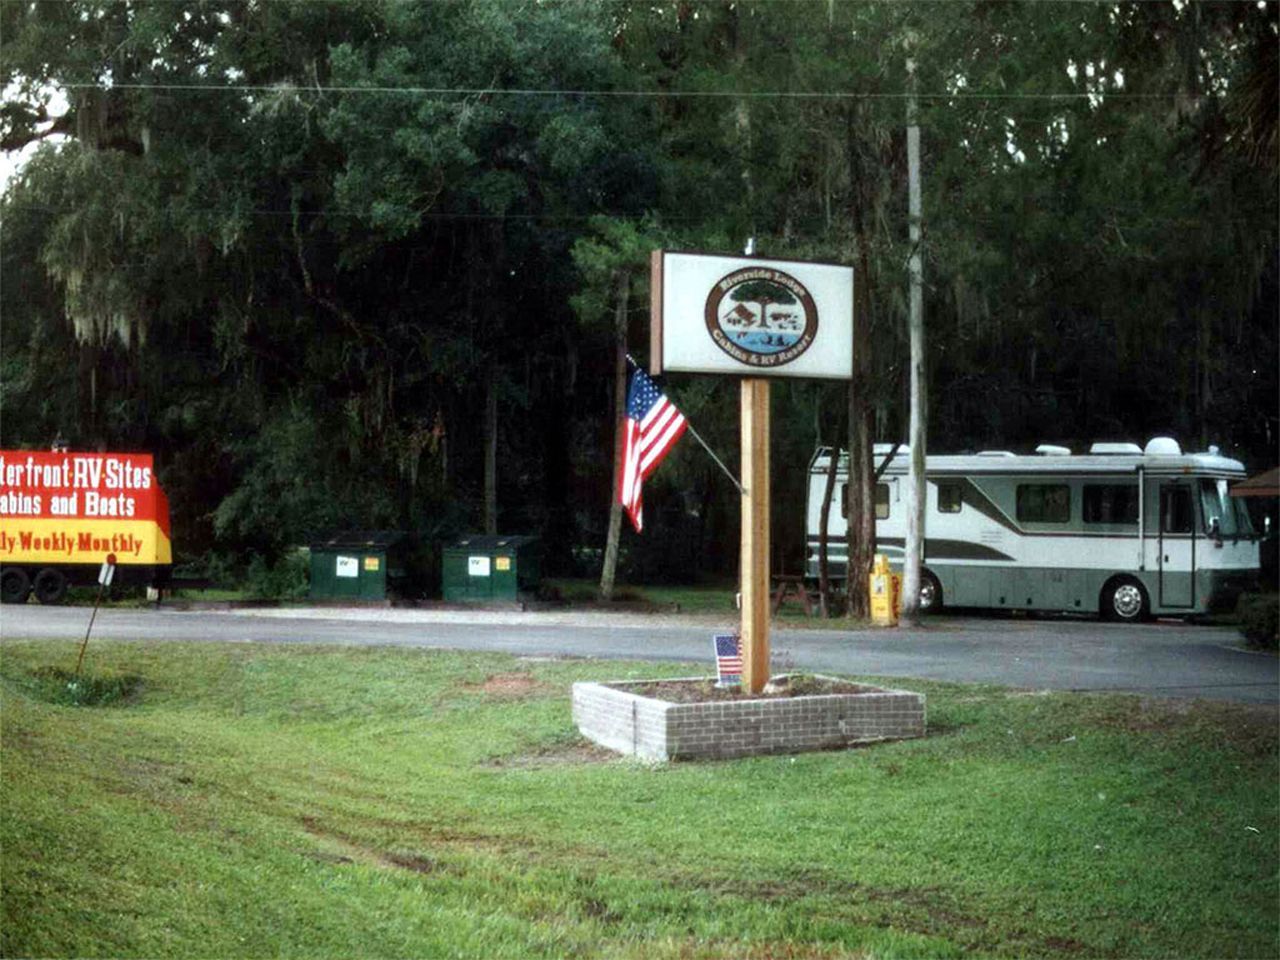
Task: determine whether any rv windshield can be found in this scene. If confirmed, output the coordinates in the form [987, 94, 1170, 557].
[1199, 479, 1256, 538]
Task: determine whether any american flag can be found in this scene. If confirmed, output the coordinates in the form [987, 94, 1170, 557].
[618, 366, 687, 533]
[714, 634, 742, 685]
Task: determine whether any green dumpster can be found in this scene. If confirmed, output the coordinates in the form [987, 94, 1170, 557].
[309, 531, 405, 602]
[442, 535, 540, 603]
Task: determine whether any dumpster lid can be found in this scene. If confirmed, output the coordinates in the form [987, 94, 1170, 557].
[448, 534, 539, 551]
[310, 529, 406, 552]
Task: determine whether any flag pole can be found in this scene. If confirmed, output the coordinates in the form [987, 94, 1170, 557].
[626, 354, 744, 496]
[684, 421, 745, 497]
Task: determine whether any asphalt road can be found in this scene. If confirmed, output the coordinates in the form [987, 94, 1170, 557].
[2, 604, 1276, 704]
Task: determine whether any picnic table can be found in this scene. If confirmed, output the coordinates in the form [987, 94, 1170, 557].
[770, 574, 816, 616]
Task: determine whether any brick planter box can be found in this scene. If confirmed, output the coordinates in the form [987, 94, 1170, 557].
[572, 675, 925, 762]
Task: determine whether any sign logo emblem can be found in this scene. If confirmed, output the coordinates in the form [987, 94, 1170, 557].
[704, 267, 819, 368]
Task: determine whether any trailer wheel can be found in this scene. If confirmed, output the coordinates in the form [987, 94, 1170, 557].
[919, 569, 943, 614]
[1, 568, 31, 604]
[33, 568, 68, 605]
[1102, 576, 1148, 622]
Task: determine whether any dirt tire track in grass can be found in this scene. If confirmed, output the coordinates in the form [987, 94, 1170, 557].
[294, 813, 887, 958]
[668, 867, 1097, 957]
[482, 740, 619, 769]
[460, 672, 553, 699]
[296, 808, 1086, 957]
[299, 815, 448, 875]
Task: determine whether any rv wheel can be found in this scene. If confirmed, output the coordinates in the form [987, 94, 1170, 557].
[33, 568, 68, 605]
[919, 570, 943, 613]
[1103, 577, 1148, 622]
[1, 568, 31, 604]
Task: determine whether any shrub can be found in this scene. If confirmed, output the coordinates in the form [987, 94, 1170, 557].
[1237, 593, 1279, 650]
[244, 549, 309, 600]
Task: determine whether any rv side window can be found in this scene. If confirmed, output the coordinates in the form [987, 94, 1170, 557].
[937, 483, 962, 514]
[1083, 485, 1139, 525]
[1016, 484, 1070, 523]
[840, 483, 891, 519]
[1161, 486, 1194, 534]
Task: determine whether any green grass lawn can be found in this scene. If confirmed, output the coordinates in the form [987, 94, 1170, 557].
[2, 640, 1276, 958]
[548, 578, 740, 614]
[548, 578, 828, 621]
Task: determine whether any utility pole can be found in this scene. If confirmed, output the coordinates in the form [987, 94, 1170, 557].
[901, 50, 927, 624]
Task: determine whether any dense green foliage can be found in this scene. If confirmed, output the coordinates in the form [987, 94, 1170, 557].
[2, 0, 1276, 582]
[2, 640, 1277, 957]
[1237, 592, 1279, 648]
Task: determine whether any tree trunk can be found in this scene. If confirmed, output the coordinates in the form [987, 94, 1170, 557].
[483, 369, 498, 535]
[845, 215, 877, 620]
[817, 382, 852, 618]
[750, 297, 774, 327]
[817, 443, 839, 617]
[845, 382, 874, 620]
[1196, 301, 1212, 450]
[599, 269, 630, 600]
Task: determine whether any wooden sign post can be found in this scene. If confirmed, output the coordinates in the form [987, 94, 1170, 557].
[740, 378, 770, 694]
[650, 251, 854, 694]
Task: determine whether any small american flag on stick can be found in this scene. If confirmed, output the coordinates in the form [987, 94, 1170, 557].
[714, 634, 742, 686]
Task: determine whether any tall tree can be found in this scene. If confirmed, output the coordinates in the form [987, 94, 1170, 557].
[3, 0, 1273, 592]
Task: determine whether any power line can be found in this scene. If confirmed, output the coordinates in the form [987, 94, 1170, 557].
[83, 1, 1274, 4]
[52, 80, 1186, 102]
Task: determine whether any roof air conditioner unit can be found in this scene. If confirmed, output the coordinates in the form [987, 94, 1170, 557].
[1144, 437, 1183, 456]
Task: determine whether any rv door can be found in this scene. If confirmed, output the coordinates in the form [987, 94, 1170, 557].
[1158, 482, 1196, 609]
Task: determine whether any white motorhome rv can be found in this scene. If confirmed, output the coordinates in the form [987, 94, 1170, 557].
[806, 438, 1261, 620]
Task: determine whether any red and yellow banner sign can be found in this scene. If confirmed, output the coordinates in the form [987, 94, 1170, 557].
[0, 451, 172, 566]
